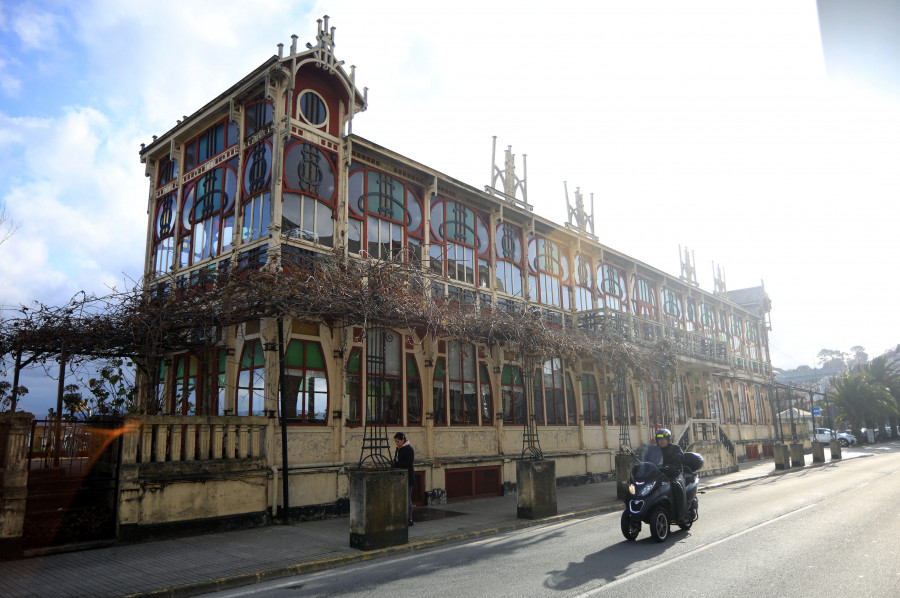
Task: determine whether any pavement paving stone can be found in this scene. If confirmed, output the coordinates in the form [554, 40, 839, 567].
[0, 447, 882, 598]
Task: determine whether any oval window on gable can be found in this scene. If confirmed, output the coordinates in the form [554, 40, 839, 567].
[298, 90, 327, 127]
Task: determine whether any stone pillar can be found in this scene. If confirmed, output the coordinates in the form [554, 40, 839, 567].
[773, 443, 790, 470]
[829, 440, 842, 460]
[615, 452, 634, 500]
[349, 469, 408, 550]
[811, 441, 826, 463]
[789, 443, 805, 468]
[0, 412, 33, 560]
[516, 459, 557, 519]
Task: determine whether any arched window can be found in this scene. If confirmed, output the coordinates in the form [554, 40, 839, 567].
[365, 328, 403, 425]
[408, 356, 422, 425]
[647, 381, 664, 426]
[730, 315, 744, 353]
[157, 157, 178, 187]
[347, 348, 362, 425]
[429, 197, 490, 288]
[582, 374, 601, 424]
[598, 264, 627, 313]
[241, 139, 271, 244]
[673, 375, 687, 425]
[501, 365, 525, 424]
[573, 254, 593, 311]
[495, 221, 524, 297]
[479, 364, 493, 426]
[447, 340, 478, 425]
[282, 139, 337, 247]
[348, 164, 424, 263]
[433, 357, 447, 425]
[746, 321, 759, 360]
[237, 340, 265, 416]
[172, 354, 198, 415]
[661, 288, 683, 328]
[184, 119, 238, 172]
[280, 339, 328, 424]
[632, 276, 657, 320]
[738, 383, 751, 424]
[244, 99, 273, 137]
[536, 357, 568, 425]
[528, 235, 566, 307]
[753, 385, 766, 424]
[685, 298, 697, 332]
[565, 373, 577, 425]
[605, 375, 626, 425]
[180, 164, 237, 266]
[153, 193, 176, 275]
[699, 303, 715, 338]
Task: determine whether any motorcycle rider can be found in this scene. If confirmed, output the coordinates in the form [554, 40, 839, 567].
[655, 428, 687, 523]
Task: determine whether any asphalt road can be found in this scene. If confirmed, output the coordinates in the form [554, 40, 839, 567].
[206, 444, 900, 597]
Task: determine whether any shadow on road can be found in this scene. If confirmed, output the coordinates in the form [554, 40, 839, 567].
[543, 526, 683, 591]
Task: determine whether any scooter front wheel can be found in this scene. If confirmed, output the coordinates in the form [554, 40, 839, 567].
[649, 508, 669, 542]
[621, 510, 641, 541]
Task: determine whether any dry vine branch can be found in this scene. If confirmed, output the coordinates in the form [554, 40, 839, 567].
[1, 249, 676, 401]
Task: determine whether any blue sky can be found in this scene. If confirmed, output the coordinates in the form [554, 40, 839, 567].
[2, 1, 900, 414]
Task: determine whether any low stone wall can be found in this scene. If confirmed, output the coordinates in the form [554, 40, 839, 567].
[116, 416, 271, 541]
[687, 440, 737, 477]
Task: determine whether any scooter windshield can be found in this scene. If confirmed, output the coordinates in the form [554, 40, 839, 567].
[634, 443, 663, 478]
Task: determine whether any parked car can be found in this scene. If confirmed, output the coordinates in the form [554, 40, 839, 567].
[837, 430, 858, 446]
[812, 428, 856, 447]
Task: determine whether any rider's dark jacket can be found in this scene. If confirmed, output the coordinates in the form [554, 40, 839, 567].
[659, 442, 684, 474]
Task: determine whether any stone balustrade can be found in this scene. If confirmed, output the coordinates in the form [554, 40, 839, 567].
[120, 415, 269, 465]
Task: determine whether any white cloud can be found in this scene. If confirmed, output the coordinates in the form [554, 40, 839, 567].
[11, 7, 61, 50]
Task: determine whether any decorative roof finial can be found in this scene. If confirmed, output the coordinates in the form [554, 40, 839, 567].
[564, 182, 595, 238]
[304, 15, 344, 74]
[713, 261, 727, 296]
[679, 245, 698, 286]
[485, 136, 531, 211]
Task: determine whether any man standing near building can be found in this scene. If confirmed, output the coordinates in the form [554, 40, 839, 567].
[392, 432, 415, 526]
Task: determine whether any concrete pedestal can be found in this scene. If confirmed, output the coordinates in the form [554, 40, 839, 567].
[615, 452, 634, 500]
[829, 440, 842, 460]
[349, 469, 408, 550]
[789, 443, 805, 468]
[0, 412, 32, 561]
[516, 460, 557, 519]
[811, 441, 826, 463]
[773, 444, 790, 470]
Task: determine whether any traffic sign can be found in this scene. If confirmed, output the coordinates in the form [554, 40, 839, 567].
[812, 407, 821, 416]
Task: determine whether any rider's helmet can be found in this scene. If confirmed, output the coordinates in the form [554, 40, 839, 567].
[655, 429, 672, 444]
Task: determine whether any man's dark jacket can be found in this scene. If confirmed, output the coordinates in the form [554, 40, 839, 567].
[393, 444, 415, 485]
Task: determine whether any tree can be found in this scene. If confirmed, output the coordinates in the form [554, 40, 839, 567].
[867, 355, 900, 436]
[829, 372, 897, 440]
[0, 380, 29, 411]
[0, 199, 19, 246]
[849, 345, 868, 372]
[62, 384, 88, 420]
[817, 348, 846, 369]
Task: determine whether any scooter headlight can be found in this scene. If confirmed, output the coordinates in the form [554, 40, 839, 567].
[638, 481, 657, 496]
[629, 481, 656, 497]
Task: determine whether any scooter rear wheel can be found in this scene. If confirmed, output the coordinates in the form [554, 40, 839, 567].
[621, 510, 641, 541]
[649, 508, 669, 542]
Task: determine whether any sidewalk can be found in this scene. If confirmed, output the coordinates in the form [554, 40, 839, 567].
[0, 450, 869, 598]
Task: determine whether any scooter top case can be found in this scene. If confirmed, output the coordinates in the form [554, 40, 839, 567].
[682, 452, 704, 472]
